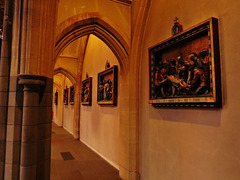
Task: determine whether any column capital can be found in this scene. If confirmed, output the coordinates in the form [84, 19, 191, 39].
[18, 74, 46, 91]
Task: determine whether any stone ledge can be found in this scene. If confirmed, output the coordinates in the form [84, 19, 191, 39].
[18, 74, 46, 88]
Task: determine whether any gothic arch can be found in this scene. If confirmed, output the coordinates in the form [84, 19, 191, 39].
[54, 12, 135, 180]
[53, 82, 62, 92]
[55, 12, 130, 72]
[53, 67, 77, 85]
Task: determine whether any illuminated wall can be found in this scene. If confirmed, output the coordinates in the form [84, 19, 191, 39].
[80, 34, 120, 169]
[140, 0, 240, 179]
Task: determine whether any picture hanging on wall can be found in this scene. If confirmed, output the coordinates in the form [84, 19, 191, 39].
[149, 17, 222, 108]
[81, 77, 92, 106]
[54, 91, 58, 105]
[69, 86, 74, 105]
[63, 86, 68, 105]
[97, 65, 118, 106]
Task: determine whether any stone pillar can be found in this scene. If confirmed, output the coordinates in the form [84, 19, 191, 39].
[73, 77, 81, 140]
[73, 35, 89, 140]
[18, 75, 52, 180]
[4, 1, 24, 178]
[0, 0, 13, 179]
[1, 0, 56, 178]
[4, 76, 23, 180]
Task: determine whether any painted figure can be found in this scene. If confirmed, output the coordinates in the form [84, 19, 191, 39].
[153, 49, 211, 98]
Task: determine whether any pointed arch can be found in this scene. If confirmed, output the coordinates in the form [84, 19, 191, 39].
[54, 12, 135, 180]
[53, 82, 62, 92]
[55, 12, 130, 73]
[53, 67, 76, 85]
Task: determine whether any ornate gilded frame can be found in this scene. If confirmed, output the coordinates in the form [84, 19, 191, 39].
[149, 17, 222, 108]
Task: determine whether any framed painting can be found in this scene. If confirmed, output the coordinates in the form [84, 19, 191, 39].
[97, 65, 118, 106]
[63, 87, 68, 105]
[54, 91, 58, 105]
[69, 86, 74, 105]
[149, 17, 222, 108]
[81, 77, 92, 106]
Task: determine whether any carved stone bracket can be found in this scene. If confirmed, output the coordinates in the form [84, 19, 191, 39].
[18, 74, 46, 91]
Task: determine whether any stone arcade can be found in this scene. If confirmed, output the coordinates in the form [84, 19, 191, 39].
[1, 0, 240, 180]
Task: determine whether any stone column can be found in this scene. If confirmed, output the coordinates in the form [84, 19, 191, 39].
[1, 0, 57, 178]
[73, 76, 81, 140]
[18, 74, 52, 180]
[0, 0, 13, 179]
[73, 35, 89, 140]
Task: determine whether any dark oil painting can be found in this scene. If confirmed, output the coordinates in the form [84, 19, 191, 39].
[149, 18, 222, 108]
[69, 86, 74, 105]
[97, 66, 118, 106]
[81, 77, 92, 106]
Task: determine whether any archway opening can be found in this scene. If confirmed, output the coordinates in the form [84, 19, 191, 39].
[51, 34, 122, 179]
[52, 10, 133, 179]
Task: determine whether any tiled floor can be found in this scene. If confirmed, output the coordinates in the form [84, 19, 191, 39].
[51, 122, 121, 180]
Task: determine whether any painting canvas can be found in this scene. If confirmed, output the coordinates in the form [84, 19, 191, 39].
[69, 86, 74, 105]
[149, 18, 222, 108]
[54, 91, 58, 105]
[63, 87, 68, 105]
[81, 77, 92, 106]
[97, 65, 118, 106]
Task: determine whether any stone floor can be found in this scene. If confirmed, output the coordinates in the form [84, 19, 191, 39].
[51, 122, 121, 180]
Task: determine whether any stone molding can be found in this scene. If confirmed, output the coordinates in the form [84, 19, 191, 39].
[55, 12, 129, 73]
[18, 75, 46, 85]
[18, 75, 46, 93]
[53, 67, 76, 85]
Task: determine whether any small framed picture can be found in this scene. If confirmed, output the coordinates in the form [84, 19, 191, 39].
[54, 91, 58, 105]
[81, 77, 92, 106]
[63, 87, 68, 105]
[69, 86, 74, 105]
[97, 65, 118, 106]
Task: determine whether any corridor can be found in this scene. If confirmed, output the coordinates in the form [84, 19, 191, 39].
[51, 123, 121, 180]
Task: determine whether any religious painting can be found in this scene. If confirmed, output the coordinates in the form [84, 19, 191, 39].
[97, 65, 118, 106]
[54, 91, 58, 105]
[81, 77, 92, 106]
[149, 17, 222, 108]
[69, 86, 74, 105]
[63, 87, 68, 105]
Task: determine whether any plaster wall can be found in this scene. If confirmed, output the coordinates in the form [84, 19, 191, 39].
[52, 39, 80, 133]
[53, 74, 63, 126]
[52, 86, 62, 126]
[62, 77, 74, 134]
[57, 0, 130, 39]
[80, 34, 120, 169]
[53, 74, 74, 134]
[140, 0, 240, 180]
